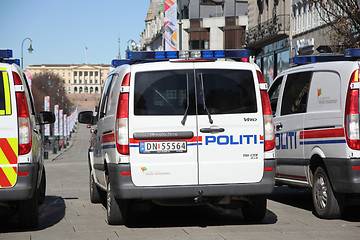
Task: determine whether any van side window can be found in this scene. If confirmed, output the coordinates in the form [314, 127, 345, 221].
[281, 72, 312, 116]
[268, 76, 283, 115]
[99, 74, 115, 118]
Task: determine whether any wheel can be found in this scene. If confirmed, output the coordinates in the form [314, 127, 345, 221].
[90, 172, 102, 203]
[242, 196, 267, 222]
[18, 191, 39, 228]
[312, 166, 344, 219]
[38, 167, 46, 205]
[106, 180, 128, 225]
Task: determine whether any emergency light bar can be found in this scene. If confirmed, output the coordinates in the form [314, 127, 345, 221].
[291, 54, 348, 65]
[290, 48, 360, 65]
[4, 59, 20, 66]
[0, 49, 13, 59]
[112, 49, 251, 67]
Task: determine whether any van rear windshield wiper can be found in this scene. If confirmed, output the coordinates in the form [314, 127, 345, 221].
[181, 74, 190, 125]
[199, 73, 213, 124]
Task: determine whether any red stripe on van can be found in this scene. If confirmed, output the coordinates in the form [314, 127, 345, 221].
[102, 133, 115, 143]
[300, 128, 345, 139]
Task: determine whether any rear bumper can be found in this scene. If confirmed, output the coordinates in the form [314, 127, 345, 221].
[0, 163, 39, 202]
[326, 158, 360, 193]
[108, 160, 275, 200]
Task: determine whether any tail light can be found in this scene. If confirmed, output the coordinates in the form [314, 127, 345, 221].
[257, 70, 275, 151]
[345, 69, 360, 149]
[116, 73, 130, 155]
[13, 71, 32, 155]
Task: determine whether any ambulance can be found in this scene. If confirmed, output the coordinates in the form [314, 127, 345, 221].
[0, 50, 55, 228]
[79, 49, 276, 225]
[269, 49, 360, 219]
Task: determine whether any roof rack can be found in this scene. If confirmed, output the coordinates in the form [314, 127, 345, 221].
[112, 49, 251, 67]
[291, 48, 360, 66]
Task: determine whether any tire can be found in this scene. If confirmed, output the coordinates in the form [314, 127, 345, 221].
[90, 172, 102, 203]
[312, 166, 344, 219]
[242, 196, 267, 222]
[106, 180, 128, 225]
[18, 191, 39, 228]
[38, 167, 46, 205]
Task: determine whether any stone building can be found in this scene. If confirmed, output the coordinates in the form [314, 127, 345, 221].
[140, 0, 249, 51]
[26, 64, 111, 95]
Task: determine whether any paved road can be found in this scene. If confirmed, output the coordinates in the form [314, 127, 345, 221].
[1, 124, 360, 240]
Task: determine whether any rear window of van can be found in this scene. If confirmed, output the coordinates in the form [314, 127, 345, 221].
[0, 70, 12, 116]
[133, 69, 257, 115]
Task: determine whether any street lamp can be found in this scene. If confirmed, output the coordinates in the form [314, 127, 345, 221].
[21, 38, 34, 69]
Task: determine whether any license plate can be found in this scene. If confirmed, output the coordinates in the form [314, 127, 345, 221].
[139, 141, 187, 154]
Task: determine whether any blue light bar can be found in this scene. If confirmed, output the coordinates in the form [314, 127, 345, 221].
[122, 49, 250, 63]
[291, 55, 349, 65]
[344, 48, 360, 57]
[112, 59, 131, 67]
[4, 59, 20, 66]
[224, 49, 250, 59]
[0, 49, 13, 59]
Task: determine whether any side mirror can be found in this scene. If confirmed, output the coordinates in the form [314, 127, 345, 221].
[39, 111, 55, 125]
[78, 111, 94, 124]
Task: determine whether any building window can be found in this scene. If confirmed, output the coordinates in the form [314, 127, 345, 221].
[95, 87, 99, 93]
[79, 72, 82, 76]
[79, 87, 83, 93]
[74, 79, 77, 84]
[90, 87, 93, 93]
[90, 72, 93, 76]
[74, 87, 78, 93]
[95, 72, 98, 76]
[74, 72, 77, 76]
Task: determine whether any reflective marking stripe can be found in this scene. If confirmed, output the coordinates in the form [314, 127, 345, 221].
[0, 138, 18, 188]
[0, 166, 17, 188]
[0, 138, 18, 165]
[0, 167, 12, 187]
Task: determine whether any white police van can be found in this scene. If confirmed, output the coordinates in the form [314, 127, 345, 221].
[268, 49, 360, 219]
[79, 49, 276, 225]
[0, 50, 55, 227]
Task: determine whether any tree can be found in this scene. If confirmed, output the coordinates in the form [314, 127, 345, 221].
[31, 72, 73, 116]
[314, 0, 360, 52]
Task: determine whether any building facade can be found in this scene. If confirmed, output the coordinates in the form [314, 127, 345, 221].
[292, 0, 331, 56]
[140, 0, 249, 51]
[26, 64, 111, 95]
[246, 0, 291, 84]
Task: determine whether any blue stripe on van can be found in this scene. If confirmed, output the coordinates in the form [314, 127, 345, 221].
[300, 139, 346, 145]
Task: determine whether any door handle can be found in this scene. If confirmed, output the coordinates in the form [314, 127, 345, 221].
[276, 123, 283, 131]
[200, 127, 225, 134]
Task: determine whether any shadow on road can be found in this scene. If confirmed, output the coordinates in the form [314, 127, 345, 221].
[269, 186, 360, 221]
[125, 204, 278, 228]
[0, 195, 65, 233]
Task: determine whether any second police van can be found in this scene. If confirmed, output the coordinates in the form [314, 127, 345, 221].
[79, 49, 276, 225]
[268, 49, 360, 219]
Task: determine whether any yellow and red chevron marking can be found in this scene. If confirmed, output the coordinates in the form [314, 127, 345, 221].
[0, 138, 18, 188]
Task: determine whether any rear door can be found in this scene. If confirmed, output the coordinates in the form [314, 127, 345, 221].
[194, 63, 265, 184]
[0, 66, 18, 188]
[129, 63, 198, 186]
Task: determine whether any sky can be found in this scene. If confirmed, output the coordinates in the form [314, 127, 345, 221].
[0, 0, 150, 67]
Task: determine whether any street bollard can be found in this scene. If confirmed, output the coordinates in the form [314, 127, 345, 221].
[44, 151, 49, 159]
[53, 146, 57, 154]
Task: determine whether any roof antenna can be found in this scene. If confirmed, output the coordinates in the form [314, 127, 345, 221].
[118, 36, 121, 59]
